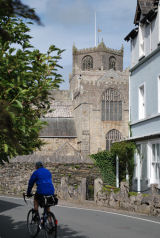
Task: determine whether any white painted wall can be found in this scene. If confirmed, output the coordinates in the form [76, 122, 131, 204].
[131, 37, 139, 67]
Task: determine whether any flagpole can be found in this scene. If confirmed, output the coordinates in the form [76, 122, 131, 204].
[98, 25, 99, 44]
[95, 12, 97, 47]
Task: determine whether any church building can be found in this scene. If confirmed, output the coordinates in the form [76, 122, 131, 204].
[14, 41, 129, 163]
[37, 41, 129, 162]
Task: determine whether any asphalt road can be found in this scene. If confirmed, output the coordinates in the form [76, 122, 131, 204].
[0, 196, 160, 238]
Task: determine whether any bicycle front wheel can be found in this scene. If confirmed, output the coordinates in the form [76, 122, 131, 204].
[27, 209, 40, 238]
[44, 211, 57, 238]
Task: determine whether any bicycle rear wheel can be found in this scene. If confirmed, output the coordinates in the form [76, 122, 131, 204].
[44, 211, 57, 238]
[27, 209, 40, 237]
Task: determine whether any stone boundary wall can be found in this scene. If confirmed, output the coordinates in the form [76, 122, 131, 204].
[1, 163, 160, 216]
[94, 178, 160, 216]
[0, 163, 100, 197]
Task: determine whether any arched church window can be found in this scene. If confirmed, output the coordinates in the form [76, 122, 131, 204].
[82, 55, 93, 71]
[106, 129, 122, 151]
[109, 56, 116, 70]
[101, 88, 122, 121]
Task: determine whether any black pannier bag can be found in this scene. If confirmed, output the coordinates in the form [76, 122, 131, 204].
[39, 194, 58, 207]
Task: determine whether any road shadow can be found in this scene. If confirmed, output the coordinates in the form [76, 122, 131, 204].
[58, 224, 89, 238]
[0, 214, 28, 238]
[0, 199, 89, 238]
[0, 215, 89, 238]
[0, 199, 22, 213]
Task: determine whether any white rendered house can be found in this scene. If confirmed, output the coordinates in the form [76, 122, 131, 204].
[125, 0, 160, 192]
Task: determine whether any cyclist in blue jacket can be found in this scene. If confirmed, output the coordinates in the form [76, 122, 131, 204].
[27, 161, 55, 213]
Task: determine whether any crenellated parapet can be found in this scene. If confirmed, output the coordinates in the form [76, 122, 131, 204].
[73, 42, 123, 56]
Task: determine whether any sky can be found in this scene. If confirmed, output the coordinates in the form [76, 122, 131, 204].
[22, 0, 137, 89]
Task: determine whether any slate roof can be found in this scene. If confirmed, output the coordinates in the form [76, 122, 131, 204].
[39, 118, 77, 137]
[124, 28, 139, 42]
[134, 0, 159, 24]
[125, 0, 159, 41]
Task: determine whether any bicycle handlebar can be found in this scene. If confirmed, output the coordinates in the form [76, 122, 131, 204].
[23, 193, 35, 204]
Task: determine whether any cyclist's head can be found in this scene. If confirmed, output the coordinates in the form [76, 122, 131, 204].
[35, 161, 43, 169]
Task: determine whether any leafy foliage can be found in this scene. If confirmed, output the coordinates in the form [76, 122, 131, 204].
[90, 141, 137, 188]
[0, 17, 64, 163]
[0, 0, 41, 41]
[90, 151, 116, 186]
[102, 185, 120, 194]
[111, 141, 136, 186]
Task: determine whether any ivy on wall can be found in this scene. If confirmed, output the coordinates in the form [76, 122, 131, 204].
[90, 150, 116, 186]
[90, 141, 136, 188]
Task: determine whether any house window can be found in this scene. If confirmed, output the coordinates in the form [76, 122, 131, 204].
[101, 88, 122, 121]
[158, 76, 160, 113]
[109, 56, 116, 70]
[139, 24, 145, 58]
[134, 143, 148, 192]
[82, 55, 93, 71]
[106, 129, 122, 151]
[136, 143, 148, 178]
[151, 143, 160, 185]
[139, 84, 145, 120]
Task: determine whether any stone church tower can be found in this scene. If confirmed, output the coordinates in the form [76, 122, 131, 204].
[13, 41, 129, 163]
[69, 41, 129, 157]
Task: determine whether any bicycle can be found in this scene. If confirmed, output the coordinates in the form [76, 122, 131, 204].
[23, 193, 58, 238]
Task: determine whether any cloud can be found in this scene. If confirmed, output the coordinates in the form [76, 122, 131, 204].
[44, 0, 94, 26]
[22, 0, 48, 15]
[22, 0, 137, 28]
[95, 0, 136, 16]
[21, 0, 137, 89]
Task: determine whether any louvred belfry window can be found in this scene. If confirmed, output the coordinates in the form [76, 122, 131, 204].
[101, 88, 122, 121]
[109, 56, 116, 70]
[82, 55, 93, 71]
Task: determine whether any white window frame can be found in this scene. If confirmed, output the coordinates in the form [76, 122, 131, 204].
[158, 76, 160, 113]
[135, 142, 149, 192]
[133, 145, 141, 192]
[149, 140, 160, 187]
[138, 83, 145, 120]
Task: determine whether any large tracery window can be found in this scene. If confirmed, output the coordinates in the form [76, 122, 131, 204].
[101, 88, 122, 121]
[82, 55, 93, 71]
[106, 129, 122, 151]
[109, 56, 116, 70]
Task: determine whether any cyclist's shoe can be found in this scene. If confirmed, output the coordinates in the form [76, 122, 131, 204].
[32, 210, 39, 222]
[32, 214, 39, 222]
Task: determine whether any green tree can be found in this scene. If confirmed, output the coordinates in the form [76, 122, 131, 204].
[0, 16, 64, 163]
[0, 0, 41, 41]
